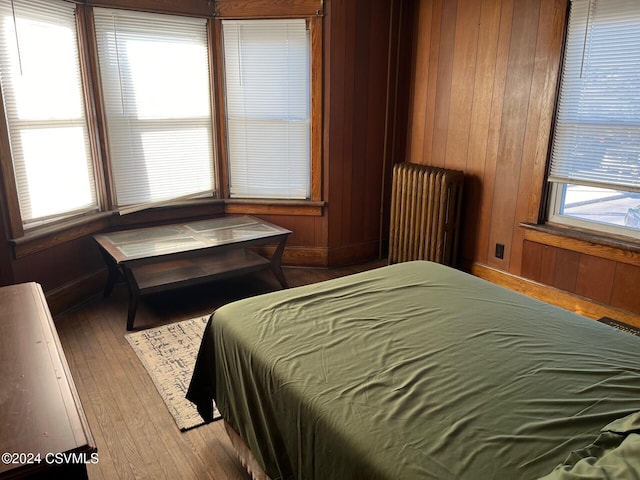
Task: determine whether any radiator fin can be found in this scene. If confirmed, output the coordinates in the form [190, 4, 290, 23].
[389, 163, 464, 266]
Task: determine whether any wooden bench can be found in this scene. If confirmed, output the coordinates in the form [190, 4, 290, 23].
[0, 283, 96, 479]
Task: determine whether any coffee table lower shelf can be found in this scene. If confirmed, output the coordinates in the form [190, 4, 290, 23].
[125, 249, 275, 330]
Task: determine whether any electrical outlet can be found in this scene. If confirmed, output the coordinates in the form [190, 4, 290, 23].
[495, 243, 505, 259]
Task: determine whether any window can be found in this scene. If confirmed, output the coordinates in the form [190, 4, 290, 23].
[0, 2, 322, 238]
[547, 0, 640, 239]
[223, 19, 310, 199]
[93, 8, 215, 209]
[0, 0, 97, 228]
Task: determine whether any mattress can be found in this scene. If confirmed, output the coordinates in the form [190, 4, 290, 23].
[187, 261, 640, 479]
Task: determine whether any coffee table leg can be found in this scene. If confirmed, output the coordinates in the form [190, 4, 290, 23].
[98, 246, 121, 298]
[270, 238, 289, 288]
[124, 268, 140, 331]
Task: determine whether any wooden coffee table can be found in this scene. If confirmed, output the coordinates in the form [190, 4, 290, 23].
[94, 215, 291, 330]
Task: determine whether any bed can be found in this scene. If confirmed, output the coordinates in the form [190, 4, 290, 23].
[187, 261, 640, 479]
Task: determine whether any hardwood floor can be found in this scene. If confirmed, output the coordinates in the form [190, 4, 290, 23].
[54, 260, 386, 480]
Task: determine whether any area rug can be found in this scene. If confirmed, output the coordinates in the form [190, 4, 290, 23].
[125, 315, 220, 431]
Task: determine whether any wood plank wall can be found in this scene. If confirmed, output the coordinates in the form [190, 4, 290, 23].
[404, 0, 567, 272]
[324, 0, 401, 264]
[403, 0, 640, 317]
[522, 240, 640, 315]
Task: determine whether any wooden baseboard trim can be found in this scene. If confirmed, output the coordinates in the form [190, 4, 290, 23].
[250, 246, 328, 267]
[46, 269, 107, 317]
[326, 241, 380, 267]
[254, 241, 381, 268]
[467, 262, 640, 329]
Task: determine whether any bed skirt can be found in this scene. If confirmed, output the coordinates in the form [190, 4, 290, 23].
[224, 420, 272, 480]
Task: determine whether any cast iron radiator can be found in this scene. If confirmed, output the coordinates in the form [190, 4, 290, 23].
[388, 162, 464, 266]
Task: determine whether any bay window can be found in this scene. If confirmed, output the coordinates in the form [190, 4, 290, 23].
[0, 1, 322, 240]
[547, 0, 640, 240]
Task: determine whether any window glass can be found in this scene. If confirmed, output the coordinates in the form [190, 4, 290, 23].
[548, 0, 640, 238]
[223, 19, 310, 199]
[94, 8, 215, 208]
[0, 0, 97, 227]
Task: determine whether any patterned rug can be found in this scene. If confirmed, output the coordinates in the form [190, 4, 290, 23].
[125, 315, 220, 431]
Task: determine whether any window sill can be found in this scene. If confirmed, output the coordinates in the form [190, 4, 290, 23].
[520, 222, 640, 267]
[11, 212, 114, 259]
[224, 199, 325, 216]
[10, 198, 325, 259]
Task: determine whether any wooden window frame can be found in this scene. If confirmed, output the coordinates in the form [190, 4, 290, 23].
[545, 0, 640, 243]
[0, 1, 104, 239]
[0, 0, 324, 253]
[212, 14, 322, 203]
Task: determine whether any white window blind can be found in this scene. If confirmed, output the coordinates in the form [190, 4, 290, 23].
[223, 19, 310, 199]
[93, 8, 215, 208]
[0, 0, 97, 227]
[548, 0, 640, 192]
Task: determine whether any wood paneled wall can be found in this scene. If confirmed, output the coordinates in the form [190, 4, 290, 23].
[522, 240, 640, 314]
[404, 0, 567, 272]
[324, 0, 402, 264]
[403, 0, 640, 317]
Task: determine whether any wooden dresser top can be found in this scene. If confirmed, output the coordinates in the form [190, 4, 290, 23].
[0, 282, 95, 477]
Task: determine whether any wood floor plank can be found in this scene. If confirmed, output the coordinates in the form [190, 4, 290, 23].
[93, 309, 187, 479]
[77, 310, 153, 479]
[57, 319, 111, 480]
[62, 314, 119, 480]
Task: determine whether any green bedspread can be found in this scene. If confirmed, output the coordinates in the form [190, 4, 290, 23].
[187, 261, 640, 479]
